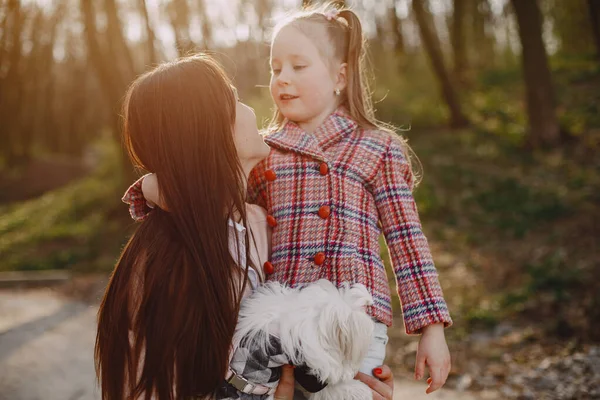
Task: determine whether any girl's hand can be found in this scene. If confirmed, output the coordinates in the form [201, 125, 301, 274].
[273, 365, 295, 400]
[355, 365, 394, 400]
[414, 323, 451, 394]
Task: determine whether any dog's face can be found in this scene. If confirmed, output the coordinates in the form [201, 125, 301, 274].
[299, 280, 375, 383]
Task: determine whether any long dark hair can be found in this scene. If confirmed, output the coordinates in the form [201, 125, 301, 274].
[95, 54, 250, 399]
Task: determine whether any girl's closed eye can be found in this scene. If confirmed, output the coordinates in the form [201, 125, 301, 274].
[293, 65, 306, 71]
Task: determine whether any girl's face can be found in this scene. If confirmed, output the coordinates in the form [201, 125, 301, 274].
[270, 25, 346, 133]
[233, 90, 270, 172]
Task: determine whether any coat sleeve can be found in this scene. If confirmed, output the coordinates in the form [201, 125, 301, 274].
[121, 174, 154, 222]
[372, 137, 452, 334]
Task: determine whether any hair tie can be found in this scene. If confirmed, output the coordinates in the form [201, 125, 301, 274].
[324, 9, 340, 21]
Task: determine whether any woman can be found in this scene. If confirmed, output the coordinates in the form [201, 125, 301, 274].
[95, 54, 393, 400]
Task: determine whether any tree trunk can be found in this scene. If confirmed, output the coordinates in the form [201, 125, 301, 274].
[0, 0, 11, 70]
[137, 0, 158, 65]
[105, 0, 136, 82]
[197, 0, 212, 50]
[511, 0, 560, 148]
[255, 0, 271, 43]
[390, 0, 405, 56]
[451, 0, 468, 85]
[80, 0, 134, 183]
[0, 0, 25, 167]
[589, 0, 600, 60]
[471, 0, 495, 69]
[19, 9, 45, 163]
[412, 0, 468, 128]
[168, 0, 196, 57]
[80, 0, 122, 125]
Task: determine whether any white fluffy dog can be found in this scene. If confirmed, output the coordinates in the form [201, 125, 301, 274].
[229, 279, 375, 400]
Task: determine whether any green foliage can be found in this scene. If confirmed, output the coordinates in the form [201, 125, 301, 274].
[546, 0, 596, 57]
[0, 139, 130, 272]
[524, 249, 583, 302]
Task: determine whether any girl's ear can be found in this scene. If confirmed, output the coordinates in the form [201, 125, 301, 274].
[335, 62, 348, 92]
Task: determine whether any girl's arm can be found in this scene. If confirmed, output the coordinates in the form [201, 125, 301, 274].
[121, 174, 156, 221]
[247, 160, 269, 209]
[140, 173, 161, 208]
[371, 138, 452, 335]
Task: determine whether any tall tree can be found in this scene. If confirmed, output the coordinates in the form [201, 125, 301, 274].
[390, 0, 406, 56]
[19, 8, 45, 162]
[0, 0, 25, 166]
[548, 0, 595, 57]
[168, 0, 196, 57]
[471, 0, 495, 69]
[511, 0, 560, 148]
[589, 0, 600, 60]
[196, 0, 212, 50]
[105, 0, 136, 81]
[412, 0, 468, 128]
[80, 0, 135, 180]
[254, 0, 271, 43]
[451, 0, 468, 85]
[137, 0, 158, 65]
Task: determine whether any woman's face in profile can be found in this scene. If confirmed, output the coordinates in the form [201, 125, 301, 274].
[233, 90, 270, 169]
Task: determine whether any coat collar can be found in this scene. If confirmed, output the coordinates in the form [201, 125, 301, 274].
[264, 107, 359, 161]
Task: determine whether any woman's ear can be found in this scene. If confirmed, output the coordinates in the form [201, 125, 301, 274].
[335, 62, 348, 92]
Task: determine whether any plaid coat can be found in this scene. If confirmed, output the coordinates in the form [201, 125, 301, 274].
[247, 107, 452, 333]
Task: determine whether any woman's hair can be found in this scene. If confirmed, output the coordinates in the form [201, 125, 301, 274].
[267, 2, 420, 183]
[95, 54, 251, 399]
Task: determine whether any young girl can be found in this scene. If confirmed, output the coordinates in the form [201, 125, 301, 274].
[131, 3, 452, 395]
[253, 4, 452, 393]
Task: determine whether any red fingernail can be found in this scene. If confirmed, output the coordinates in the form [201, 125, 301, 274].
[373, 368, 383, 375]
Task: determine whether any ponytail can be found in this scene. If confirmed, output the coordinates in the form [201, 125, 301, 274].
[337, 9, 376, 128]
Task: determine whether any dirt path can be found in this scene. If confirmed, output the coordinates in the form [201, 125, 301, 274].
[0, 289, 99, 400]
[0, 288, 488, 400]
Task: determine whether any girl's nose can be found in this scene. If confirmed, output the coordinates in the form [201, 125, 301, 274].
[276, 69, 291, 86]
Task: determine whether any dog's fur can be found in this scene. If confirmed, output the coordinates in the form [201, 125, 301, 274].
[233, 279, 375, 400]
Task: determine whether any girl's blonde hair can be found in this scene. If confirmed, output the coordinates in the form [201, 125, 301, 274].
[267, 2, 421, 183]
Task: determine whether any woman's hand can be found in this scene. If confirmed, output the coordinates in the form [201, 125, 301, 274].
[273, 365, 295, 400]
[355, 365, 394, 400]
[415, 323, 451, 394]
[275, 364, 395, 400]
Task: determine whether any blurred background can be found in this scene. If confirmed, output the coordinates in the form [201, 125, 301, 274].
[0, 0, 598, 399]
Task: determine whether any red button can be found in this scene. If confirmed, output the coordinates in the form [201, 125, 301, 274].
[263, 261, 274, 275]
[319, 163, 329, 176]
[265, 169, 277, 181]
[318, 206, 331, 219]
[267, 215, 277, 227]
[314, 252, 326, 266]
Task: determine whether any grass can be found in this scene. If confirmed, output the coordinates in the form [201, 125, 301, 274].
[404, 126, 599, 339]
[0, 139, 132, 272]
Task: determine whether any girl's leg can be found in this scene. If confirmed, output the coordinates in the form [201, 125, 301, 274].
[358, 322, 388, 376]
